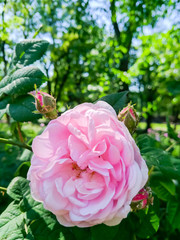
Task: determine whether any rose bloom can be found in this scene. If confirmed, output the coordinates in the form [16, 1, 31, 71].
[27, 101, 148, 227]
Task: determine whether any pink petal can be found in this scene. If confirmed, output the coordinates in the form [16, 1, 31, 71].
[95, 101, 117, 117]
[92, 139, 107, 155]
[69, 212, 91, 222]
[68, 135, 87, 162]
[88, 116, 96, 146]
[127, 162, 143, 200]
[69, 196, 88, 207]
[89, 158, 113, 169]
[120, 136, 134, 166]
[56, 215, 75, 227]
[68, 123, 89, 146]
[43, 180, 68, 212]
[63, 178, 75, 197]
[107, 144, 121, 165]
[80, 185, 115, 215]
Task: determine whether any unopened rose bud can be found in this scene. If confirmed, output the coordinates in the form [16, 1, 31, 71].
[30, 90, 58, 120]
[131, 187, 154, 211]
[118, 103, 139, 134]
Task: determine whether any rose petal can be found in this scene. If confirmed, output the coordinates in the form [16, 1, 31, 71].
[80, 185, 115, 215]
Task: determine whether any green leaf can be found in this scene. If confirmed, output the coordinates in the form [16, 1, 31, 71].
[30, 214, 68, 240]
[91, 224, 119, 240]
[0, 108, 6, 120]
[0, 142, 22, 189]
[113, 218, 133, 240]
[145, 149, 180, 181]
[0, 66, 46, 99]
[0, 39, 49, 122]
[167, 198, 180, 230]
[19, 148, 33, 161]
[9, 39, 49, 71]
[136, 134, 180, 181]
[167, 81, 180, 96]
[0, 96, 11, 109]
[99, 91, 128, 114]
[136, 134, 161, 150]
[150, 173, 176, 201]
[159, 180, 176, 196]
[14, 162, 31, 178]
[166, 117, 179, 141]
[0, 177, 67, 240]
[7, 176, 29, 201]
[0, 97, 9, 119]
[71, 227, 91, 240]
[7, 95, 41, 122]
[0, 76, 9, 89]
[0, 202, 25, 240]
[134, 203, 160, 239]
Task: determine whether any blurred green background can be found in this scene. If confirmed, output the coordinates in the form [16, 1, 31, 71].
[0, 0, 179, 131]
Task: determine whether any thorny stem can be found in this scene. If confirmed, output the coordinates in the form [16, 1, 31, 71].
[133, 234, 137, 240]
[0, 137, 32, 151]
[145, 166, 155, 185]
[148, 166, 155, 177]
[0, 186, 7, 192]
[17, 122, 24, 143]
[165, 142, 176, 152]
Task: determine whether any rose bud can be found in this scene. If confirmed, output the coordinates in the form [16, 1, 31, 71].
[131, 187, 154, 211]
[118, 103, 139, 134]
[30, 90, 58, 120]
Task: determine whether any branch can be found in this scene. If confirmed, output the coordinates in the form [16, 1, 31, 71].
[56, 62, 70, 103]
[53, 49, 70, 98]
[17, 122, 24, 143]
[1, 0, 8, 76]
[166, 142, 176, 152]
[110, 0, 121, 43]
[0, 138, 32, 151]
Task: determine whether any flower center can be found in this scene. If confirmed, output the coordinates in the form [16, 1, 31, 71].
[72, 162, 87, 178]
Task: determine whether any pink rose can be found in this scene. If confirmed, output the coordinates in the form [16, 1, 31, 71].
[27, 101, 148, 227]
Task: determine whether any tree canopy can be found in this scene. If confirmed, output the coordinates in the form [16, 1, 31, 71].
[0, 0, 179, 122]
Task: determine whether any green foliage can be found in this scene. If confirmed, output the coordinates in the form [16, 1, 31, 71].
[1, 0, 179, 119]
[15, 162, 31, 178]
[7, 95, 40, 122]
[9, 39, 49, 70]
[0, 142, 22, 188]
[0, 39, 49, 121]
[167, 197, 180, 230]
[91, 224, 119, 240]
[0, 177, 66, 240]
[167, 117, 180, 142]
[128, 28, 180, 126]
[99, 91, 128, 114]
[0, 67, 45, 98]
[136, 134, 180, 238]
